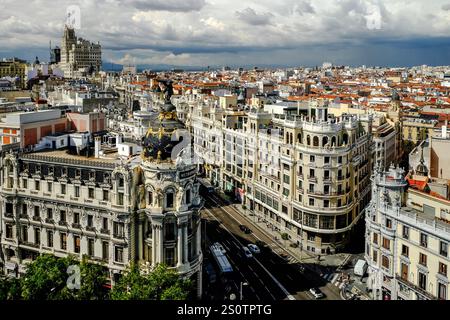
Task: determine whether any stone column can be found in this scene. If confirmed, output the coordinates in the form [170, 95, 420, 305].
[151, 224, 157, 267]
[159, 224, 164, 264]
[177, 222, 183, 267]
[183, 223, 188, 263]
[196, 222, 201, 255]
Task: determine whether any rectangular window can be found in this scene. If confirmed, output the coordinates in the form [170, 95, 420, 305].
[164, 223, 175, 241]
[113, 222, 125, 238]
[74, 212, 80, 224]
[401, 245, 409, 257]
[283, 174, 290, 184]
[418, 272, 427, 290]
[88, 188, 94, 199]
[324, 156, 330, 164]
[165, 248, 175, 267]
[103, 190, 109, 201]
[438, 283, 447, 300]
[382, 255, 389, 269]
[166, 193, 174, 208]
[35, 180, 40, 191]
[118, 192, 124, 205]
[419, 253, 427, 266]
[373, 250, 377, 263]
[74, 236, 80, 253]
[102, 218, 108, 231]
[47, 231, 53, 247]
[23, 178, 27, 189]
[385, 218, 392, 229]
[309, 198, 315, 206]
[61, 233, 67, 250]
[47, 182, 52, 192]
[34, 228, 40, 245]
[403, 226, 409, 239]
[22, 226, 28, 242]
[115, 246, 123, 263]
[439, 262, 447, 276]
[88, 238, 95, 257]
[102, 241, 109, 260]
[5, 224, 13, 239]
[440, 241, 448, 257]
[401, 263, 408, 280]
[382, 238, 390, 250]
[373, 233, 378, 245]
[420, 233, 428, 248]
[75, 186, 80, 198]
[47, 208, 53, 220]
[88, 215, 93, 227]
[61, 184, 66, 194]
[60, 210, 66, 222]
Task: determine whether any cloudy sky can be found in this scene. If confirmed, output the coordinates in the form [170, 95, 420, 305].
[1, 0, 450, 68]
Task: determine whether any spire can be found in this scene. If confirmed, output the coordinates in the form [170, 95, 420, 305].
[415, 145, 429, 177]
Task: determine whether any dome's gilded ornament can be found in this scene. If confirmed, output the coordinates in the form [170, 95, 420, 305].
[141, 79, 186, 163]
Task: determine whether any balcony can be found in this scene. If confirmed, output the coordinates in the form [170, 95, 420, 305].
[113, 233, 125, 240]
[32, 216, 41, 222]
[86, 226, 96, 232]
[100, 228, 110, 235]
[307, 175, 317, 183]
[19, 214, 28, 220]
[44, 218, 55, 224]
[72, 223, 81, 229]
[396, 274, 437, 300]
[4, 212, 14, 219]
[58, 221, 67, 227]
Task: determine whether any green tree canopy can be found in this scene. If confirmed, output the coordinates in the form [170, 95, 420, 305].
[111, 264, 192, 300]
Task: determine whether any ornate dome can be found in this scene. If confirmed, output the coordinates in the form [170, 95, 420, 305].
[415, 146, 428, 177]
[141, 79, 186, 162]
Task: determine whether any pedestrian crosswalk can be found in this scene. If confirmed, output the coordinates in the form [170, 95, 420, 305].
[321, 272, 348, 290]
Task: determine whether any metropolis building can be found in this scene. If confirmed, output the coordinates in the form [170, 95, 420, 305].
[0, 83, 203, 297]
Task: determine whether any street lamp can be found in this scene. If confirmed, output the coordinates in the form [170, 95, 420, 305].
[240, 282, 248, 300]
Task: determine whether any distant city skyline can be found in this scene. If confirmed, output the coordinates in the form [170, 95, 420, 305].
[1, 0, 450, 67]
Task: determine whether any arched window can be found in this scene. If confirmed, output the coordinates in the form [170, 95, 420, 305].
[343, 133, 349, 145]
[331, 136, 337, 147]
[297, 133, 302, 143]
[313, 136, 319, 147]
[166, 189, 174, 208]
[322, 136, 329, 147]
[185, 189, 191, 204]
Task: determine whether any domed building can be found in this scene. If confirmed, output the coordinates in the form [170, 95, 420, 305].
[135, 80, 204, 297]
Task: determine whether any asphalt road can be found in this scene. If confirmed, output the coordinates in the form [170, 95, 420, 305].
[201, 192, 342, 301]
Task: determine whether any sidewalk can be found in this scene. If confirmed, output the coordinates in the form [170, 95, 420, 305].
[228, 202, 351, 270]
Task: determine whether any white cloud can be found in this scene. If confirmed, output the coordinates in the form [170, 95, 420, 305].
[1, 0, 450, 66]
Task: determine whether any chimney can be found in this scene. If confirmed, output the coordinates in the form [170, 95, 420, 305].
[94, 136, 101, 158]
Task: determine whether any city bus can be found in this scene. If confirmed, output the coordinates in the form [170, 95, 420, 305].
[210, 244, 234, 283]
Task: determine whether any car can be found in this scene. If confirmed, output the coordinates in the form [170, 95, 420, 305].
[247, 244, 260, 254]
[239, 225, 251, 234]
[214, 242, 226, 254]
[243, 247, 253, 258]
[309, 288, 325, 299]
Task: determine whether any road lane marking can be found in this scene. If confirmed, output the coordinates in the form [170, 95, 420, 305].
[204, 207, 295, 300]
[207, 196, 264, 242]
[331, 274, 340, 284]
